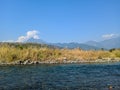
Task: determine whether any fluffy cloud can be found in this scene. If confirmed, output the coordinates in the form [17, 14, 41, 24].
[16, 30, 40, 42]
[102, 34, 119, 39]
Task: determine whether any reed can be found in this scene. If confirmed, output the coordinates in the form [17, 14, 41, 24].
[0, 43, 120, 63]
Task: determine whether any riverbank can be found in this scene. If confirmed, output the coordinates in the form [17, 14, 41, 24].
[0, 43, 120, 65]
[0, 58, 120, 65]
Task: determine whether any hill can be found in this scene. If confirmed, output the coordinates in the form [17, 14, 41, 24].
[85, 37, 120, 49]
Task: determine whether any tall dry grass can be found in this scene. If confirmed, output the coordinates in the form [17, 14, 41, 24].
[0, 43, 120, 63]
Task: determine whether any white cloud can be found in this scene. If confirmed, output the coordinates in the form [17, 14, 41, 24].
[17, 36, 26, 42]
[16, 30, 40, 42]
[102, 34, 119, 39]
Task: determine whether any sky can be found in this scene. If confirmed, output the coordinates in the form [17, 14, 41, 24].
[0, 0, 120, 43]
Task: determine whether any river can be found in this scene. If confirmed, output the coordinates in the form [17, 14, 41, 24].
[0, 62, 120, 90]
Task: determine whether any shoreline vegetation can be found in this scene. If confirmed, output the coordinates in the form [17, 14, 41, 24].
[0, 43, 120, 65]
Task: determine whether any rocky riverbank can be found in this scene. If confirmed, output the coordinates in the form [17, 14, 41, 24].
[0, 58, 120, 65]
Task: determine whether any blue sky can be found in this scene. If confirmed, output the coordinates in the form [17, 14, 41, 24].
[0, 0, 120, 43]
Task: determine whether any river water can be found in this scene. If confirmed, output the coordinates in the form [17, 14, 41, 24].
[0, 63, 120, 90]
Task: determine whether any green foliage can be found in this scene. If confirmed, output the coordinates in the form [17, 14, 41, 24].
[109, 48, 116, 52]
[98, 56, 102, 59]
[114, 50, 120, 57]
[101, 48, 104, 51]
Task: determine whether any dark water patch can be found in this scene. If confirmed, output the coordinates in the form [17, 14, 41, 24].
[0, 63, 120, 90]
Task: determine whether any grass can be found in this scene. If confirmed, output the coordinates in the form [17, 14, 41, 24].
[0, 43, 120, 64]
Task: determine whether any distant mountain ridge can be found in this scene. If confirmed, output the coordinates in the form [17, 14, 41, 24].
[25, 36, 120, 50]
[26, 38, 100, 50]
[51, 42, 100, 50]
[85, 37, 120, 49]
[25, 38, 46, 44]
[100, 37, 120, 49]
[85, 41, 104, 48]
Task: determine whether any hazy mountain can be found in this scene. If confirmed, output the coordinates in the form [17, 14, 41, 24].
[85, 37, 120, 49]
[85, 41, 103, 48]
[100, 37, 120, 49]
[25, 36, 120, 50]
[52, 42, 100, 50]
[25, 38, 100, 50]
[26, 38, 46, 44]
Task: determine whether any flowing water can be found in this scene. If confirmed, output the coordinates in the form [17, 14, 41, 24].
[0, 62, 120, 90]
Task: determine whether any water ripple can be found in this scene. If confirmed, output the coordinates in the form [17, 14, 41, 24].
[0, 63, 120, 90]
